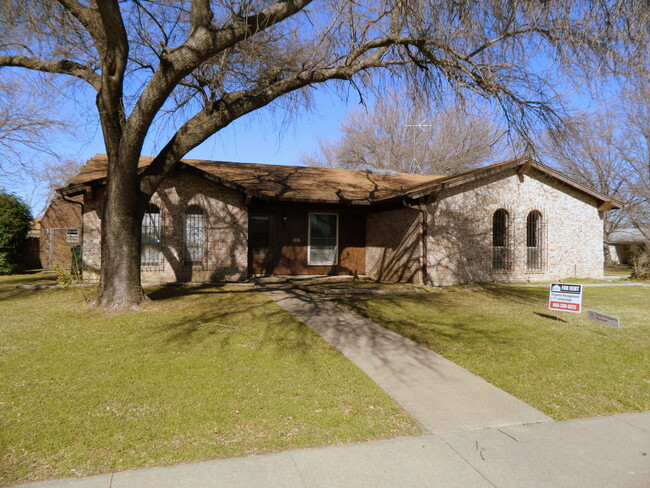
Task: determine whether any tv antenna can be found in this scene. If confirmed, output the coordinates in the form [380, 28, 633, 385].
[404, 120, 433, 173]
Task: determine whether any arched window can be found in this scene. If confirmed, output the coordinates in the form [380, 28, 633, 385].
[141, 203, 162, 267]
[492, 209, 509, 270]
[183, 205, 205, 265]
[526, 211, 543, 270]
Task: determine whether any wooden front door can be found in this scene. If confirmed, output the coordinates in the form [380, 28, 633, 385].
[249, 214, 273, 275]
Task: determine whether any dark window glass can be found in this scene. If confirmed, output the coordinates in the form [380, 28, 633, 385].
[183, 205, 205, 265]
[492, 209, 509, 270]
[141, 204, 162, 267]
[526, 211, 542, 270]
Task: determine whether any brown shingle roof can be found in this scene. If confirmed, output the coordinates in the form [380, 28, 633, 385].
[64, 154, 443, 205]
[61, 154, 623, 209]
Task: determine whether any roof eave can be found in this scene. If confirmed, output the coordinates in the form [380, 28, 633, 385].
[405, 158, 526, 200]
[404, 158, 624, 210]
[57, 183, 90, 197]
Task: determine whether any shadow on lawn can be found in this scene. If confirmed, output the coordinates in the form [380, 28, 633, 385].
[534, 312, 568, 323]
[479, 284, 549, 304]
[0, 274, 62, 302]
[144, 285, 318, 356]
[146, 284, 255, 301]
[334, 290, 527, 357]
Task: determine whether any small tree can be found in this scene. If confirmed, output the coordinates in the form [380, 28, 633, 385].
[630, 248, 650, 280]
[0, 190, 33, 274]
[302, 94, 510, 175]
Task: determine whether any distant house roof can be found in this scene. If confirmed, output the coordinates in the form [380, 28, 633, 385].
[59, 154, 623, 209]
[609, 227, 648, 244]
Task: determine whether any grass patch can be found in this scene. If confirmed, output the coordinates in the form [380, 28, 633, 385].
[338, 284, 650, 421]
[0, 275, 419, 486]
[311, 281, 427, 291]
[605, 264, 633, 277]
[294, 280, 430, 296]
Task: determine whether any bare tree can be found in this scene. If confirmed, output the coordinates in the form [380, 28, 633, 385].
[0, 0, 646, 309]
[618, 79, 650, 237]
[29, 159, 85, 217]
[0, 74, 71, 171]
[539, 110, 642, 265]
[617, 78, 650, 278]
[302, 93, 511, 174]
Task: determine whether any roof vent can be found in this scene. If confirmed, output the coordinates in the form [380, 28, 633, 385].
[367, 168, 398, 175]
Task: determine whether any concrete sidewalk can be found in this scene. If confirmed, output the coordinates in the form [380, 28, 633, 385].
[15, 412, 650, 488]
[264, 289, 550, 433]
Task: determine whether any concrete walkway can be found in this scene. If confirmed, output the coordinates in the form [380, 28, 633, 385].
[264, 288, 550, 433]
[15, 413, 650, 488]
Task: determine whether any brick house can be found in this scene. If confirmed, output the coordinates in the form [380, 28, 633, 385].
[58, 154, 621, 285]
[608, 227, 648, 265]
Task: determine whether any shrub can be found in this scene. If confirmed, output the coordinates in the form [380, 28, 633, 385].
[631, 245, 650, 280]
[0, 190, 33, 274]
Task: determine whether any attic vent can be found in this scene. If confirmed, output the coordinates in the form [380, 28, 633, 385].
[367, 168, 398, 175]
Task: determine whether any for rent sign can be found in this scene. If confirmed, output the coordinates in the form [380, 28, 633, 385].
[548, 283, 583, 313]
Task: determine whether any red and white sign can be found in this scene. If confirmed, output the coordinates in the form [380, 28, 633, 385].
[548, 283, 583, 314]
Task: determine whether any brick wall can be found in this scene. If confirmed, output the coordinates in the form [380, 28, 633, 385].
[81, 165, 605, 286]
[426, 168, 604, 285]
[82, 171, 248, 284]
[365, 207, 424, 284]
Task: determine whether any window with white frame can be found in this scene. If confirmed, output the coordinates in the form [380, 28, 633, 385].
[141, 203, 162, 267]
[308, 213, 338, 265]
[66, 228, 79, 243]
[183, 205, 205, 266]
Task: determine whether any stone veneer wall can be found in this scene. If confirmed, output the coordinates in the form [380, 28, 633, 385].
[426, 168, 604, 286]
[365, 207, 424, 284]
[82, 171, 248, 284]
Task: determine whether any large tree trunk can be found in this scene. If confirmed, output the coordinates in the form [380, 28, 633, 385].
[603, 241, 614, 267]
[92, 154, 148, 309]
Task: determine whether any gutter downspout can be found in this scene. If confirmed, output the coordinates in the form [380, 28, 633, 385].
[403, 197, 430, 286]
[419, 201, 429, 286]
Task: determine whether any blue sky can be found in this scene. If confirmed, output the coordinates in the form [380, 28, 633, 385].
[67, 87, 354, 166]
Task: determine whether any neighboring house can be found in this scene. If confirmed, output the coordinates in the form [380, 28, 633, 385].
[20, 219, 42, 270]
[58, 154, 622, 285]
[608, 227, 648, 265]
[39, 195, 83, 269]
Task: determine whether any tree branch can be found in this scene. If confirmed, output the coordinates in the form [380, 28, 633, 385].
[56, 0, 100, 35]
[191, 0, 213, 30]
[467, 28, 544, 59]
[56, 0, 107, 58]
[0, 55, 101, 90]
[94, 0, 129, 156]
[125, 0, 313, 162]
[139, 51, 398, 195]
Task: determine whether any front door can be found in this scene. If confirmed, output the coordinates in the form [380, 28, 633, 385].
[249, 214, 273, 276]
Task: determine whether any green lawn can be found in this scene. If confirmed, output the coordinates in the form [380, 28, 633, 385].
[339, 284, 650, 421]
[0, 274, 419, 486]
